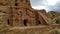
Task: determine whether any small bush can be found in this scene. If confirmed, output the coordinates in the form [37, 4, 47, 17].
[49, 29, 60, 34]
[56, 19, 60, 24]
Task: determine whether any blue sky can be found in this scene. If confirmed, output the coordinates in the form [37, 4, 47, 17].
[30, 0, 60, 12]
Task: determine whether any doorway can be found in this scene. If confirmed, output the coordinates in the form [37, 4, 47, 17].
[38, 21, 41, 24]
[23, 19, 27, 26]
[7, 19, 10, 25]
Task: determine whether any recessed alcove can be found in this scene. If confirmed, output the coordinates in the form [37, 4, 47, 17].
[38, 21, 41, 24]
[15, 3, 18, 6]
[7, 19, 10, 25]
[23, 19, 27, 26]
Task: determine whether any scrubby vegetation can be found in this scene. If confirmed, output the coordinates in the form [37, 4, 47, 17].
[49, 29, 60, 34]
[56, 19, 60, 24]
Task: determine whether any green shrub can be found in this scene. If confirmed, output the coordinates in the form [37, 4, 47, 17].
[48, 29, 60, 34]
[56, 19, 60, 24]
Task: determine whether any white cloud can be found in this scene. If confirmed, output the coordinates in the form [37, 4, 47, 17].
[47, 0, 59, 5]
[32, 5, 46, 10]
[32, 5, 49, 12]
[30, 0, 60, 12]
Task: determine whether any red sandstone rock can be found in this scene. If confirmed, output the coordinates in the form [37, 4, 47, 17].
[0, 0, 48, 26]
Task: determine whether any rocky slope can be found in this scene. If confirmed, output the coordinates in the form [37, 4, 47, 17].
[47, 11, 60, 19]
[46, 11, 60, 24]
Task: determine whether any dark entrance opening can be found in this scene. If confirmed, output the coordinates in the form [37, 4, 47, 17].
[7, 19, 10, 25]
[36, 21, 41, 25]
[15, 3, 18, 6]
[38, 21, 41, 24]
[23, 19, 27, 26]
[15, 0, 17, 1]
